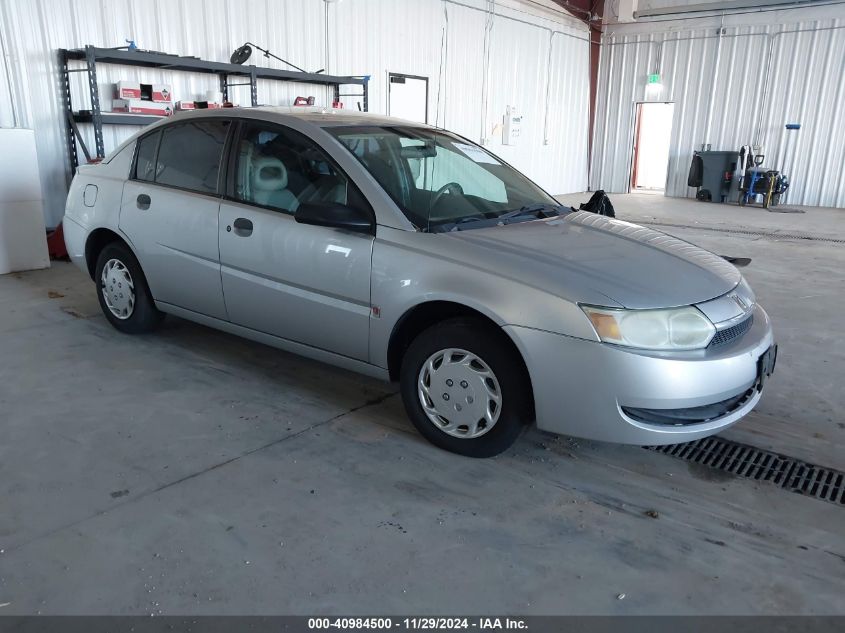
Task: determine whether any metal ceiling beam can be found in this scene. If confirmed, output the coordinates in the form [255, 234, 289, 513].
[635, 0, 824, 19]
[549, 0, 596, 20]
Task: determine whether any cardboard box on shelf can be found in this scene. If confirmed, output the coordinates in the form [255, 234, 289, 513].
[175, 100, 238, 112]
[115, 81, 141, 99]
[150, 84, 172, 102]
[114, 81, 172, 102]
[112, 99, 173, 116]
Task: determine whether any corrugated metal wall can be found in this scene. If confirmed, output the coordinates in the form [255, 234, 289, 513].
[0, 0, 591, 227]
[0, 23, 16, 129]
[591, 15, 845, 208]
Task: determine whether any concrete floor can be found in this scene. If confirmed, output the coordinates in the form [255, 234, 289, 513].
[1, 193, 843, 615]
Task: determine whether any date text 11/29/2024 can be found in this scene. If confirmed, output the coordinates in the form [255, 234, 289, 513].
[308, 617, 528, 630]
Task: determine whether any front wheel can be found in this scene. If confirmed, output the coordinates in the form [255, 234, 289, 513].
[399, 318, 532, 457]
[94, 242, 163, 334]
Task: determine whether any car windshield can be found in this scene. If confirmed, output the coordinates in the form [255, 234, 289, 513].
[328, 126, 566, 232]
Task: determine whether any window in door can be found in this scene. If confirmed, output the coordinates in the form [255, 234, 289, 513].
[154, 120, 231, 194]
[134, 131, 161, 182]
[234, 123, 359, 214]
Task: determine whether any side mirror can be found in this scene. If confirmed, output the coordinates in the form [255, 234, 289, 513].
[294, 202, 374, 234]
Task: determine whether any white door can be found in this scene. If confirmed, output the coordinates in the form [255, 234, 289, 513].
[388, 74, 428, 124]
[631, 102, 674, 191]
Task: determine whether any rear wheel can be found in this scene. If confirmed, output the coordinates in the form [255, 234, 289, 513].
[94, 242, 162, 334]
[400, 318, 531, 457]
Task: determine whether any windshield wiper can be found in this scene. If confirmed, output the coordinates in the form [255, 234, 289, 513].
[432, 204, 566, 233]
[494, 203, 565, 221]
[455, 216, 489, 225]
[430, 216, 498, 232]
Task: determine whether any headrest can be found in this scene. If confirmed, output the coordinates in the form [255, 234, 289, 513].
[252, 156, 288, 191]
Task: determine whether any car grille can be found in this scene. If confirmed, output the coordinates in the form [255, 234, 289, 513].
[708, 315, 753, 348]
[622, 388, 756, 426]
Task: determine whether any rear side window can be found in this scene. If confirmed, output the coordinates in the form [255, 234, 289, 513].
[154, 120, 230, 194]
[134, 132, 160, 182]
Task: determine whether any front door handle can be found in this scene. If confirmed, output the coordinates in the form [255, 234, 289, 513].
[232, 217, 253, 237]
[136, 194, 151, 210]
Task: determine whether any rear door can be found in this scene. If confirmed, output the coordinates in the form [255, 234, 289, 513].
[120, 119, 232, 320]
[218, 120, 374, 361]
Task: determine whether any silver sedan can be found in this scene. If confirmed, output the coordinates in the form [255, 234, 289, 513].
[63, 108, 776, 457]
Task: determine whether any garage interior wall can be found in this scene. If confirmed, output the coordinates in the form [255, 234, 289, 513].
[0, 0, 590, 228]
[591, 4, 845, 208]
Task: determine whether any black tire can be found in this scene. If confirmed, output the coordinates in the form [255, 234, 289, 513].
[399, 318, 532, 458]
[94, 242, 163, 334]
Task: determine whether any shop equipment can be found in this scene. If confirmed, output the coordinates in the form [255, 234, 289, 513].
[688, 150, 739, 202]
[230, 42, 324, 74]
[739, 168, 789, 208]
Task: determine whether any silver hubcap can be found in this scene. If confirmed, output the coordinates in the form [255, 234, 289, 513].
[417, 348, 502, 439]
[100, 258, 135, 320]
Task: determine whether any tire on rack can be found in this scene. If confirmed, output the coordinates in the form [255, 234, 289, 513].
[94, 241, 163, 334]
[399, 317, 532, 458]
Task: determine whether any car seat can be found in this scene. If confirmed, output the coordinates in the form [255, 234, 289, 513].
[250, 156, 298, 212]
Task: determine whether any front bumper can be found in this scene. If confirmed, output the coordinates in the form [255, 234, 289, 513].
[505, 304, 774, 445]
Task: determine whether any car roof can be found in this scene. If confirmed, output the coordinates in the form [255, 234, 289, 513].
[104, 106, 438, 168]
[169, 106, 432, 129]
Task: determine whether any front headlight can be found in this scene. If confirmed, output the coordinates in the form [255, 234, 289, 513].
[581, 305, 716, 350]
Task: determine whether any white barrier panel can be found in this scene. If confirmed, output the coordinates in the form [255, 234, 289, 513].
[0, 129, 50, 274]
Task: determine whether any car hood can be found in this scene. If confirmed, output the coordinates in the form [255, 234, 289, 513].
[441, 211, 741, 309]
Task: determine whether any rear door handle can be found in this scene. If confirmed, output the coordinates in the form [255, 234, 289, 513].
[136, 194, 151, 210]
[232, 217, 253, 237]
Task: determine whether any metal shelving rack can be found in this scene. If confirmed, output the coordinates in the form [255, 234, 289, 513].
[58, 45, 369, 171]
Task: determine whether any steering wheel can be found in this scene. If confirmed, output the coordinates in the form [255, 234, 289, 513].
[430, 181, 464, 209]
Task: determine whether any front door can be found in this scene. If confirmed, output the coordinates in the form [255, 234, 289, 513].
[218, 121, 374, 361]
[119, 119, 231, 320]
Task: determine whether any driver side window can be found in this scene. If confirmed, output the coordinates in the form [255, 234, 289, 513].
[235, 123, 349, 215]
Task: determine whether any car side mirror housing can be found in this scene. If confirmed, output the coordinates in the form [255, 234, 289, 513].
[294, 202, 374, 234]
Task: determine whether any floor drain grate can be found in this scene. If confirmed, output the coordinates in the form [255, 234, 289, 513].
[645, 437, 845, 506]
